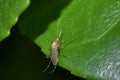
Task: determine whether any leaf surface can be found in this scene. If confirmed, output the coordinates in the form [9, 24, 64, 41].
[19, 0, 120, 79]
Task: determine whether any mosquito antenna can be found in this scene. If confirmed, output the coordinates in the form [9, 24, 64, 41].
[58, 30, 62, 39]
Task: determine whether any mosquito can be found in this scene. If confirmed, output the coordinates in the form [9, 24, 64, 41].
[43, 31, 62, 73]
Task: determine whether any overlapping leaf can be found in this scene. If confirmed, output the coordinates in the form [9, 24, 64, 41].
[0, 0, 30, 41]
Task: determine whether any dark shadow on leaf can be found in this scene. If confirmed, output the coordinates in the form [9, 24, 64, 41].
[19, 0, 72, 39]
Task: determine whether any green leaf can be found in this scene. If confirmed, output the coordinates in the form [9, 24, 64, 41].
[19, 0, 120, 79]
[0, 0, 30, 41]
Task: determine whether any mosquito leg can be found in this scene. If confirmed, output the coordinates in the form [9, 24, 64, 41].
[49, 65, 57, 73]
[60, 52, 74, 62]
[42, 59, 52, 72]
[63, 53, 71, 59]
